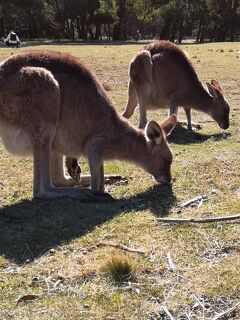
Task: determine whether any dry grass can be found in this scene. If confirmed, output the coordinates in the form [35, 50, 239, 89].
[0, 41, 239, 319]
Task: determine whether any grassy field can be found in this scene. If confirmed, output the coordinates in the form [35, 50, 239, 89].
[0, 41, 239, 319]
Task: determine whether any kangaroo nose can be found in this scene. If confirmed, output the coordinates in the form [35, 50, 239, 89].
[218, 119, 229, 130]
[221, 122, 229, 130]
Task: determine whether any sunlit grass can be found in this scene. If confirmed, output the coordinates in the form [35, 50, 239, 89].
[0, 41, 239, 319]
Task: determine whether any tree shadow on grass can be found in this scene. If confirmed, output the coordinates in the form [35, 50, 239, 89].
[169, 125, 231, 145]
[0, 184, 175, 265]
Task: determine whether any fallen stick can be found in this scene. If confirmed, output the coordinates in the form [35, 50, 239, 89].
[180, 195, 208, 208]
[161, 305, 175, 320]
[213, 301, 240, 320]
[98, 242, 145, 254]
[153, 215, 240, 224]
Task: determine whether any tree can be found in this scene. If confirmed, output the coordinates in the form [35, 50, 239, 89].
[0, 0, 239, 41]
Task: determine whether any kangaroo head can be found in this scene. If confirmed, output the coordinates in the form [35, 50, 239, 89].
[206, 80, 230, 130]
[144, 114, 177, 184]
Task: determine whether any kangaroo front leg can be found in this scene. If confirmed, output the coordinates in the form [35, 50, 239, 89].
[89, 161, 105, 192]
[183, 107, 192, 130]
[138, 96, 148, 129]
[184, 107, 202, 131]
[99, 164, 104, 192]
[85, 139, 106, 192]
[122, 80, 138, 119]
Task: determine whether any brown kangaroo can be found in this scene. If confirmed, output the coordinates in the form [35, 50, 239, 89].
[0, 50, 177, 199]
[122, 40, 230, 130]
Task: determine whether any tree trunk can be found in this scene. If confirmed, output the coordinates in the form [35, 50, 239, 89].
[113, 22, 121, 40]
[71, 19, 75, 40]
[160, 22, 170, 40]
[76, 16, 81, 39]
[80, 15, 87, 40]
[178, 20, 184, 43]
[107, 24, 111, 41]
[88, 26, 94, 40]
[199, 23, 207, 43]
[95, 24, 102, 40]
[229, 0, 239, 42]
[196, 21, 202, 43]
[0, 16, 5, 36]
[66, 19, 71, 37]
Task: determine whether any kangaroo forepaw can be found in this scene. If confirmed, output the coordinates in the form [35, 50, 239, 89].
[65, 157, 81, 183]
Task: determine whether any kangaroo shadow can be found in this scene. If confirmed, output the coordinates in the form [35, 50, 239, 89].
[169, 125, 231, 145]
[0, 184, 175, 265]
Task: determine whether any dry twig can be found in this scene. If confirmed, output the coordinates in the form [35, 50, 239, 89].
[161, 305, 175, 320]
[98, 242, 145, 254]
[154, 215, 240, 224]
[180, 195, 208, 208]
[213, 301, 240, 320]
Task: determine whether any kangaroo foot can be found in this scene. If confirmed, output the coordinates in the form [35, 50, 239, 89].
[34, 186, 114, 202]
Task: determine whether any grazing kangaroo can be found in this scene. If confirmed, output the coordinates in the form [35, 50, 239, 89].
[122, 40, 230, 130]
[0, 50, 177, 199]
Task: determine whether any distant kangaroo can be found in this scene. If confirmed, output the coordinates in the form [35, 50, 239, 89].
[122, 40, 230, 130]
[0, 51, 177, 199]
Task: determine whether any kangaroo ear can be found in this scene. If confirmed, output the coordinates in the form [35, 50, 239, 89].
[145, 120, 163, 144]
[206, 82, 218, 98]
[160, 114, 177, 136]
[211, 79, 223, 92]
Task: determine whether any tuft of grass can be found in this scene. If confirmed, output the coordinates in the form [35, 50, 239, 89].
[101, 254, 135, 283]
